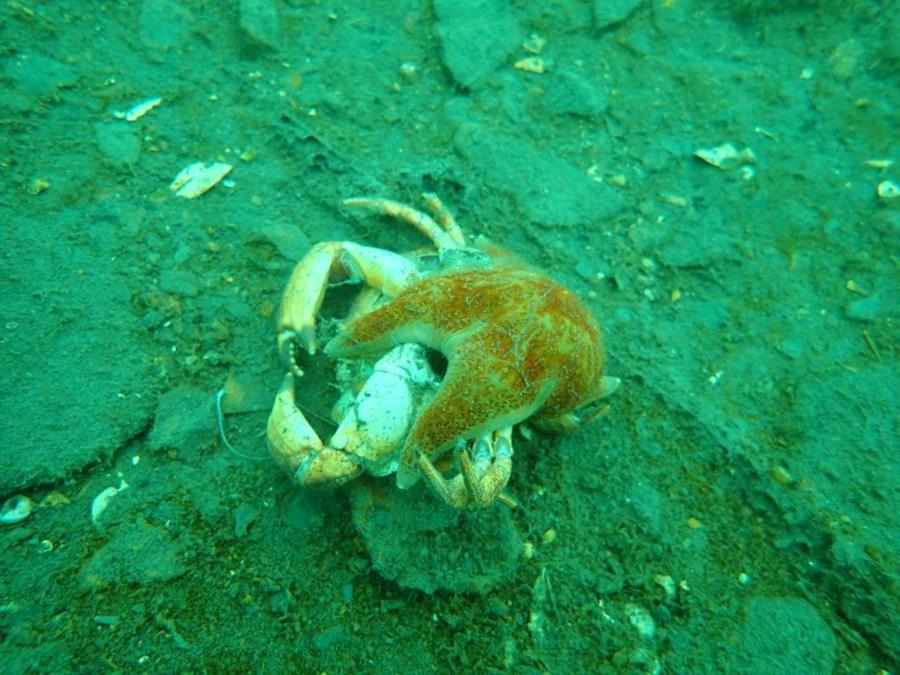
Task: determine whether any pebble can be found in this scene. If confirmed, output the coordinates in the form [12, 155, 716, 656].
[593, 0, 643, 30]
[845, 294, 884, 322]
[433, 0, 519, 88]
[148, 388, 215, 456]
[239, 0, 281, 49]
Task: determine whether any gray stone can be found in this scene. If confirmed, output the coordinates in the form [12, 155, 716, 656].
[594, 0, 644, 30]
[239, 0, 281, 50]
[434, 0, 520, 88]
[845, 293, 890, 322]
[148, 388, 215, 456]
[727, 597, 836, 674]
[251, 221, 311, 261]
[95, 122, 141, 168]
[545, 70, 609, 119]
[139, 0, 193, 50]
[81, 519, 187, 590]
[158, 269, 201, 297]
[3, 54, 76, 98]
[349, 481, 520, 594]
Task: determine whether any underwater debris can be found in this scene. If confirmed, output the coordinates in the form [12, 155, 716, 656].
[113, 96, 162, 122]
[169, 161, 233, 199]
[876, 179, 899, 201]
[0, 495, 34, 524]
[90, 480, 129, 525]
[693, 142, 755, 170]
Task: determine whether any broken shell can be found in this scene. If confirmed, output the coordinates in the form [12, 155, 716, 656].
[113, 96, 162, 121]
[90, 480, 129, 524]
[876, 180, 899, 200]
[654, 574, 677, 601]
[514, 57, 546, 74]
[169, 162, 234, 199]
[522, 33, 546, 54]
[125, 96, 162, 121]
[0, 495, 34, 524]
[863, 158, 894, 170]
[694, 143, 756, 170]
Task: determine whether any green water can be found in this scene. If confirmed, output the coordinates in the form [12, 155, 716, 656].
[0, 0, 897, 672]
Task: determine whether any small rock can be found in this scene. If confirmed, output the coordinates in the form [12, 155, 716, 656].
[349, 481, 520, 594]
[239, 0, 281, 49]
[148, 388, 215, 456]
[313, 626, 346, 651]
[594, 0, 643, 30]
[158, 269, 200, 297]
[3, 54, 76, 98]
[453, 125, 625, 228]
[251, 221, 311, 261]
[95, 123, 141, 168]
[544, 70, 609, 119]
[233, 503, 260, 539]
[81, 519, 187, 590]
[434, 0, 520, 88]
[845, 294, 883, 322]
[139, 0, 193, 50]
[726, 597, 836, 673]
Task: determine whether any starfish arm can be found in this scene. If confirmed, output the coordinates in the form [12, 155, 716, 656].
[394, 333, 552, 488]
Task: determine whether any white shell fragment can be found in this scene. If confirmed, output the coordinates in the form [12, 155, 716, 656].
[694, 143, 756, 170]
[169, 162, 234, 199]
[113, 96, 162, 121]
[0, 495, 34, 524]
[90, 480, 129, 525]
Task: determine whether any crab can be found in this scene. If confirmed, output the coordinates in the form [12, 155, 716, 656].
[267, 194, 619, 508]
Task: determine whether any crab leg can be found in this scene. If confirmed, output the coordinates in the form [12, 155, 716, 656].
[417, 427, 516, 508]
[278, 241, 418, 363]
[343, 196, 464, 253]
[422, 192, 466, 247]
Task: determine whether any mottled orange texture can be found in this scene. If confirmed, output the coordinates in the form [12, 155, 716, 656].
[325, 267, 608, 476]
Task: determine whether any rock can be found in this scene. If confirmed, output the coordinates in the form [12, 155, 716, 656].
[654, 228, 736, 268]
[148, 388, 215, 456]
[158, 269, 201, 297]
[726, 597, 836, 674]
[2, 54, 76, 99]
[349, 481, 521, 594]
[593, 0, 644, 30]
[544, 70, 609, 119]
[233, 503, 260, 539]
[433, 0, 520, 88]
[239, 0, 281, 50]
[139, 0, 193, 50]
[845, 293, 891, 322]
[94, 122, 141, 168]
[81, 519, 187, 590]
[250, 221, 311, 261]
[0, 210, 157, 495]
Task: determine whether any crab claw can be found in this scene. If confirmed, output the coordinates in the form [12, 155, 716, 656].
[267, 373, 362, 486]
[277, 241, 418, 361]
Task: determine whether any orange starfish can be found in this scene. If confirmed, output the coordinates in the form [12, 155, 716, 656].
[267, 194, 619, 508]
[326, 266, 615, 490]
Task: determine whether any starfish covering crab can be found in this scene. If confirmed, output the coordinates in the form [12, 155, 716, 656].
[267, 193, 619, 508]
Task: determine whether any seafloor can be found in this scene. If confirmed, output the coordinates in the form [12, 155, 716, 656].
[0, 0, 897, 672]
